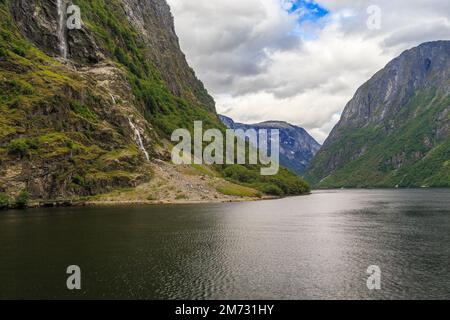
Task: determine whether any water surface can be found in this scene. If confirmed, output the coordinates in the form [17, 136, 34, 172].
[0, 189, 449, 299]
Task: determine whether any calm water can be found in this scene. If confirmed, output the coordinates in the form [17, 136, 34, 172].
[0, 189, 449, 300]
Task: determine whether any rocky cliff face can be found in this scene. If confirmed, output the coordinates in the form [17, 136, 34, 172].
[121, 0, 216, 111]
[0, 0, 216, 199]
[11, 0, 214, 110]
[307, 41, 450, 187]
[0, 0, 309, 202]
[220, 115, 321, 175]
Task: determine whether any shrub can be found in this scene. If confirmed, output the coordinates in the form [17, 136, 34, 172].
[223, 165, 258, 183]
[0, 193, 9, 209]
[257, 183, 284, 196]
[11, 45, 26, 57]
[15, 191, 29, 208]
[0, 47, 7, 58]
[8, 138, 29, 158]
[220, 165, 310, 196]
[72, 175, 85, 186]
[27, 138, 39, 150]
[66, 140, 74, 149]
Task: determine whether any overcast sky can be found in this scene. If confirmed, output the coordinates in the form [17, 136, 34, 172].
[166, 0, 450, 143]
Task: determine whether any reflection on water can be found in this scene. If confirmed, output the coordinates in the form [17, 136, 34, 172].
[0, 189, 449, 299]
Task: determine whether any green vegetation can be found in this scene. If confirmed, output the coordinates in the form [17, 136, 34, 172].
[221, 165, 310, 196]
[307, 90, 450, 188]
[70, 0, 219, 136]
[15, 190, 29, 208]
[0, 0, 156, 199]
[0, 0, 310, 201]
[0, 192, 9, 209]
[8, 138, 29, 157]
[216, 183, 259, 198]
[70, 100, 98, 122]
[191, 164, 219, 177]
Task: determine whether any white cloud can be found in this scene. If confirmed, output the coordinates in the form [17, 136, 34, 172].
[167, 0, 450, 143]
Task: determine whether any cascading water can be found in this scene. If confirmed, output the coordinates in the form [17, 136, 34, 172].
[128, 118, 150, 161]
[57, 0, 68, 59]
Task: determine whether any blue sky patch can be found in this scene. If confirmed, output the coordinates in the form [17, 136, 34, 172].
[286, 0, 329, 24]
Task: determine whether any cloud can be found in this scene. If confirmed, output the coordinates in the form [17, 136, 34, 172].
[167, 0, 450, 143]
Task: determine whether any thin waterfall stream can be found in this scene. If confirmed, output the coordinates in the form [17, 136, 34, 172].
[128, 118, 150, 161]
[57, 0, 68, 59]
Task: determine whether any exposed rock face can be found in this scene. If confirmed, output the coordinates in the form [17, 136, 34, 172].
[11, 0, 214, 109]
[219, 115, 321, 175]
[121, 0, 216, 111]
[0, 0, 310, 201]
[0, 58, 156, 199]
[0, 0, 216, 199]
[307, 41, 450, 188]
[326, 41, 450, 145]
[12, 0, 104, 63]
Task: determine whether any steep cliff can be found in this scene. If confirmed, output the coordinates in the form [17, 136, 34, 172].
[307, 41, 450, 188]
[120, 0, 216, 111]
[0, 0, 218, 200]
[219, 115, 321, 175]
[11, 0, 214, 111]
[0, 0, 309, 202]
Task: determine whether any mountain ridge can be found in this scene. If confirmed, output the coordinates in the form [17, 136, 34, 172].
[307, 40, 450, 188]
[219, 115, 321, 175]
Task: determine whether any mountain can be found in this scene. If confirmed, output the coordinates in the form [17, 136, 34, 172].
[307, 41, 450, 188]
[0, 0, 309, 204]
[219, 115, 321, 175]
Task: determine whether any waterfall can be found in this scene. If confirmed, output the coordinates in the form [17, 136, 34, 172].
[128, 118, 150, 161]
[57, 0, 68, 59]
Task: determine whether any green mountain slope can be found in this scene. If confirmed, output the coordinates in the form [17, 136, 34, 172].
[306, 41, 450, 188]
[0, 0, 309, 203]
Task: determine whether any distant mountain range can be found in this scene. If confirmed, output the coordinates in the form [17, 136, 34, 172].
[306, 41, 450, 188]
[219, 115, 321, 175]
